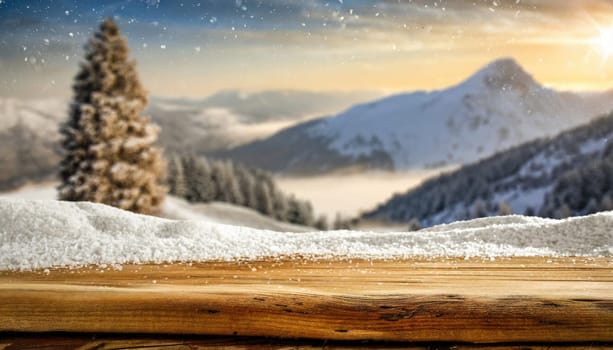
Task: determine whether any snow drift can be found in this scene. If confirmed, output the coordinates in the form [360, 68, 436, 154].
[1, 198, 611, 270]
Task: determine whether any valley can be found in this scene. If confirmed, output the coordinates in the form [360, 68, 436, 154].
[276, 169, 446, 218]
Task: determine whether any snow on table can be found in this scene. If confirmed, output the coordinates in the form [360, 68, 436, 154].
[1, 198, 612, 344]
[0, 198, 612, 271]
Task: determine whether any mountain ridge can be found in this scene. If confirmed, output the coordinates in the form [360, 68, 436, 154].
[219, 58, 613, 174]
[362, 110, 613, 227]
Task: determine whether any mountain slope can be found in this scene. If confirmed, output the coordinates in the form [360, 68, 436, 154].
[362, 111, 613, 227]
[151, 89, 380, 153]
[0, 98, 66, 190]
[221, 58, 613, 174]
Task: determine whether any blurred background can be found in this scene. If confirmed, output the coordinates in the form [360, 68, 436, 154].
[1, 0, 613, 232]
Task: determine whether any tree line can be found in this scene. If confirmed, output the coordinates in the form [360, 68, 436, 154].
[167, 154, 339, 230]
[363, 111, 613, 226]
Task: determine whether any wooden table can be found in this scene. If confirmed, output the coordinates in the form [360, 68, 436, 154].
[0, 257, 612, 349]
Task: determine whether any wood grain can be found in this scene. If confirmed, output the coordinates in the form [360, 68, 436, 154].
[0, 257, 612, 343]
[1, 334, 612, 350]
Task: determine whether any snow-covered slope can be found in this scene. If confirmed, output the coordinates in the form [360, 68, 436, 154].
[222, 58, 613, 174]
[0, 98, 67, 189]
[363, 111, 613, 227]
[0, 97, 67, 133]
[0, 183, 312, 233]
[1, 198, 611, 270]
[162, 197, 312, 232]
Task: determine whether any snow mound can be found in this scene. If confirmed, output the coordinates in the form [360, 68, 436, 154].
[0, 183, 311, 233]
[1, 199, 612, 270]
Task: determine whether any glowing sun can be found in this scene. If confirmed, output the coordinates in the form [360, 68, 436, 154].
[595, 25, 613, 61]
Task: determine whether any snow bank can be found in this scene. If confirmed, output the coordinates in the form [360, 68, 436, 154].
[1, 199, 611, 270]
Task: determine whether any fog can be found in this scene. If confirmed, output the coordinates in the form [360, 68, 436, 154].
[276, 170, 444, 218]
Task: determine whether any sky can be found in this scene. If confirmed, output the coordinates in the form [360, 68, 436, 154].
[1, 0, 613, 98]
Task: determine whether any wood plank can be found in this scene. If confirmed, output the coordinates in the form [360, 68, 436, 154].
[1, 334, 613, 350]
[0, 257, 612, 343]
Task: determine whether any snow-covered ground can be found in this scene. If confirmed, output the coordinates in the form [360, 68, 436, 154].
[1, 198, 611, 271]
[0, 183, 312, 233]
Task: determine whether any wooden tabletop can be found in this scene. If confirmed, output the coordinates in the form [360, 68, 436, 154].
[0, 257, 612, 345]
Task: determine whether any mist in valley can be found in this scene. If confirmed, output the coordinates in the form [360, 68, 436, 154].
[276, 170, 445, 218]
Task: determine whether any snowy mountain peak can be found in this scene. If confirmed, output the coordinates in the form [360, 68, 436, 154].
[222, 58, 613, 174]
[467, 58, 537, 92]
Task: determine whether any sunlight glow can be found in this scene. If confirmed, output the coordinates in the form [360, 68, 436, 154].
[595, 25, 613, 62]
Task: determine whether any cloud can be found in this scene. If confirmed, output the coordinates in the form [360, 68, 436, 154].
[1, 0, 611, 97]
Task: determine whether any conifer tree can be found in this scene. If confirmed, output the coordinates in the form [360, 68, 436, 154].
[407, 218, 421, 231]
[555, 204, 572, 219]
[497, 201, 513, 216]
[224, 161, 245, 205]
[195, 157, 214, 202]
[333, 212, 351, 230]
[272, 189, 289, 221]
[314, 214, 329, 231]
[255, 181, 274, 216]
[182, 155, 212, 202]
[210, 162, 226, 202]
[168, 154, 187, 198]
[181, 155, 197, 201]
[236, 165, 258, 208]
[58, 18, 166, 214]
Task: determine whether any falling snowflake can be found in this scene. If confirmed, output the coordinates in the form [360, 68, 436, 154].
[144, 0, 160, 7]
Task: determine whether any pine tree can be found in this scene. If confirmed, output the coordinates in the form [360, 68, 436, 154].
[272, 189, 289, 221]
[286, 196, 303, 225]
[296, 200, 315, 227]
[333, 212, 351, 230]
[58, 18, 165, 214]
[255, 181, 274, 216]
[407, 218, 421, 231]
[181, 155, 197, 201]
[314, 214, 329, 231]
[223, 161, 244, 205]
[555, 204, 572, 219]
[236, 165, 258, 209]
[497, 201, 513, 216]
[167, 154, 186, 198]
[182, 155, 212, 202]
[471, 199, 488, 218]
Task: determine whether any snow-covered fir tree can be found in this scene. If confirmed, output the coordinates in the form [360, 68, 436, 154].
[181, 155, 212, 202]
[272, 190, 289, 222]
[220, 161, 244, 205]
[167, 154, 187, 198]
[58, 18, 166, 214]
[255, 181, 275, 216]
[286, 196, 315, 227]
[236, 165, 258, 208]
